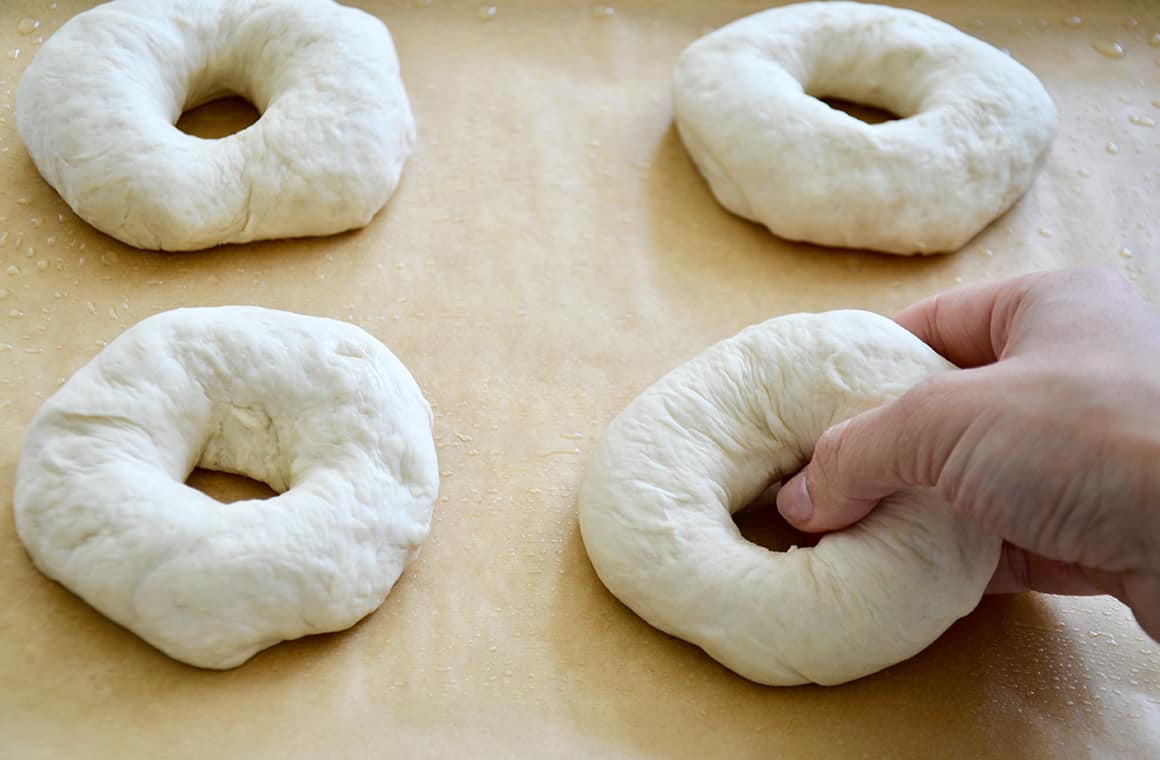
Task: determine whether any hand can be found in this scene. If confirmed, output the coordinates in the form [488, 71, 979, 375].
[776, 268, 1160, 640]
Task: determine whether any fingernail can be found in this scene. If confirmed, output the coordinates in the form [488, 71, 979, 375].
[777, 473, 814, 525]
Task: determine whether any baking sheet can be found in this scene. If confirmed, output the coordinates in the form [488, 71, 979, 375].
[1, 1, 1158, 757]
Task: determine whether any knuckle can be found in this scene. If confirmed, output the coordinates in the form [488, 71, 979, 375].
[809, 420, 850, 493]
[893, 373, 968, 490]
[1004, 547, 1031, 593]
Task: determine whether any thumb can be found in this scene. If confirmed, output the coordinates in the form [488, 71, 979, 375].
[777, 378, 956, 532]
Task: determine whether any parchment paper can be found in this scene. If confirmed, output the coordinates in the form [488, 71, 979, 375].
[1, 1, 1158, 757]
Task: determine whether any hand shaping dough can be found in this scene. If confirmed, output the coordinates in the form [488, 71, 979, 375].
[14, 307, 439, 669]
[16, 0, 414, 251]
[577, 310, 1002, 686]
[672, 2, 1058, 255]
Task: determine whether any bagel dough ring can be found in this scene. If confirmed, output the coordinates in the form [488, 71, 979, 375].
[672, 2, 1058, 255]
[577, 310, 1002, 686]
[13, 306, 439, 669]
[16, 0, 414, 251]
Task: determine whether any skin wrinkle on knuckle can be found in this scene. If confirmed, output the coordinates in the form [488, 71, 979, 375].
[895, 376, 952, 490]
[990, 292, 1019, 359]
[906, 294, 939, 344]
[1003, 546, 1031, 594]
[1023, 452, 1104, 568]
[1090, 433, 1124, 569]
[926, 293, 963, 361]
[1029, 507, 1072, 571]
[812, 421, 849, 504]
[932, 384, 1007, 525]
[1091, 441, 1155, 573]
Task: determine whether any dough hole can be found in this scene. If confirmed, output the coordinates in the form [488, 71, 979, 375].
[817, 97, 900, 125]
[732, 482, 820, 553]
[185, 467, 278, 504]
[175, 95, 261, 140]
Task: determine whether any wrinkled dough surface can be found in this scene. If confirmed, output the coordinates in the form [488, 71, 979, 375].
[13, 307, 439, 669]
[672, 1, 1057, 255]
[15, 0, 415, 251]
[578, 310, 1002, 686]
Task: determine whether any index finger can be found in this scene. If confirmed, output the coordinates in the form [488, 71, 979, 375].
[894, 274, 1037, 368]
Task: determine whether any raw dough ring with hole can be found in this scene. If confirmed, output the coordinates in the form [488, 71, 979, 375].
[577, 310, 1002, 686]
[15, 0, 414, 251]
[672, 1, 1058, 255]
[13, 306, 439, 669]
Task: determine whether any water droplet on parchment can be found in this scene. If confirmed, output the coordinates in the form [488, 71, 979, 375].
[1092, 40, 1126, 58]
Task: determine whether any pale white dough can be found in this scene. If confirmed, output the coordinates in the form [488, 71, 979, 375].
[577, 310, 1002, 686]
[14, 307, 439, 669]
[672, 2, 1058, 255]
[16, 0, 415, 251]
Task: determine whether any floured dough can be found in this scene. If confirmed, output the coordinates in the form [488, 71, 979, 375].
[577, 310, 1002, 686]
[16, 0, 414, 251]
[672, 1, 1058, 254]
[13, 306, 439, 669]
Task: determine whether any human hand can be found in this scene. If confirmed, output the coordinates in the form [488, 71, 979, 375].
[776, 268, 1160, 640]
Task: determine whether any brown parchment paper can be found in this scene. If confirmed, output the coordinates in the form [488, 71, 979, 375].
[1, 1, 1158, 757]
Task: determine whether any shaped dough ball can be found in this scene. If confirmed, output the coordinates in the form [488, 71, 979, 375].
[578, 310, 1002, 686]
[16, 0, 414, 251]
[672, 2, 1058, 254]
[14, 307, 439, 669]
